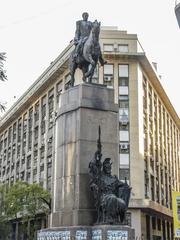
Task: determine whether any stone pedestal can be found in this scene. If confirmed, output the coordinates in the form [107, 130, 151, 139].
[38, 225, 135, 240]
[51, 83, 119, 227]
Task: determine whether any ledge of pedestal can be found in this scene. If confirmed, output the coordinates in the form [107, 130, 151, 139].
[57, 83, 118, 117]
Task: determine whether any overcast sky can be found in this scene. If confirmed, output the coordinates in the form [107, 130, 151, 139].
[0, 0, 180, 116]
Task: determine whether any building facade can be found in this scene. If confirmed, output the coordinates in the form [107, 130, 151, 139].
[0, 27, 179, 239]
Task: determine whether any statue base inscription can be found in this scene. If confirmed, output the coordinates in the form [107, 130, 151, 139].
[37, 225, 135, 240]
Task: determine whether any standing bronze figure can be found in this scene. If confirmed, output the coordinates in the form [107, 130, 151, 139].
[69, 13, 106, 87]
[89, 126, 131, 225]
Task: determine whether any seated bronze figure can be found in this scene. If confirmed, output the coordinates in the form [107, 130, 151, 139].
[89, 127, 131, 225]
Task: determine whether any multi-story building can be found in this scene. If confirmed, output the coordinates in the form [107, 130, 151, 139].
[0, 27, 179, 239]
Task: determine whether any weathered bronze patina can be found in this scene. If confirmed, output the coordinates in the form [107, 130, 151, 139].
[89, 126, 131, 225]
[69, 13, 106, 86]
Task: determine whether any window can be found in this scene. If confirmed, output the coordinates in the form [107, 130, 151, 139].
[119, 78, 128, 87]
[27, 156, 31, 169]
[119, 109, 129, 122]
[34, 148, 38, 159]
[119, 65, 129, 78]
[40, 146, 45, 161]
[119, 100, 129, 108]
[119, 142, 129, 153]
[103, 44, 113, 52]
[27, 172, 31, 184]
[47, 178, 51, 191]
[47, 137, 53, 156]
[103, 64, 114, 87]
[23, 114, 27, 132]
[48, 89, 54, 114]
[33, 168, 37, 182]
[41, 121, 46, 135]
[119, 95, 128, 101]
[125, 212, 131, 226]
[120, 154, 129, 166]
[47, 163, 52, 178]
[152, 217, 156, 230]
[118, 45, 128, 53]
[34, 102, 39, 122]
[119, 130, 129, 142]
[119, 121, 129, 130]
[20, 171, 25, 180]
[151, 175, 155, 201]
[56, 81, 63, 106]
[48, 89, 54, 128]
[28, 108, 33, 129]
[65, 74, 71, 90]
[13, 123, 17, 141]
[157, 219, 161, 231]
[34, 126, 39, 143]
[119, 65, 129, 95]
[8, 127, 12, 145]
[18, 119, 22, 142]
[41, 96, 46, 119]
[119, 168, 129, 181]
[40, 167, 44, 185]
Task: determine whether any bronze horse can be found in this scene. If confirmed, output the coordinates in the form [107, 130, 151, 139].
[69, 20, 106, 86]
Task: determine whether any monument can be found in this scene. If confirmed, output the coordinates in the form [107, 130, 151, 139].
[69, 12, 106, 86]
[89, 126, 131, 225]
[37, 13, 135, 240]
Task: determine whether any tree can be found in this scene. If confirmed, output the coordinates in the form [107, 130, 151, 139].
[0, 183, 12, 239]
[0, 52, 7, 112]
[0, 52, 7, 82]
[23, 183, 51, 239]
[0, 181, 51, 240]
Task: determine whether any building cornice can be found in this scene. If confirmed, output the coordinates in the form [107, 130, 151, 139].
[129, 199, 173, 218]
[138, 54, 180, 129]
[0, 43, 74, 131]
[104, 51, 180, 129]
[0, 33, 179, 131]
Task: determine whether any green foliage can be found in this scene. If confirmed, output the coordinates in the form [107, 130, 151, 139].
[5, 181, 28, 220]
[0, 183, 12, 239]
[0, 52, 7, 112]
[1, 181, 51, 221]
[0, 181, 51, 240]
[0, 181, 51, 238]
[25, 183, 51, 218]
[0, 52, 7, 82]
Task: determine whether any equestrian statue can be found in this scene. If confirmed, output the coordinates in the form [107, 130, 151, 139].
[89, 126, 131, 225]
[69, 12, 106, 87]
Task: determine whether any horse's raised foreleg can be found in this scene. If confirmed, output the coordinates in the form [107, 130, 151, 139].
[85, 56, 96, 83]
[88, 65, 95, 83]
[82, 65, 88, 83]
[99, 54, 107, 66]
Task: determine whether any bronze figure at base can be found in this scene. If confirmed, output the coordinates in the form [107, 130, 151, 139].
[89, 126, 131, 225]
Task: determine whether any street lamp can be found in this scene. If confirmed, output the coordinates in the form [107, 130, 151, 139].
[175, 0, 180, 28]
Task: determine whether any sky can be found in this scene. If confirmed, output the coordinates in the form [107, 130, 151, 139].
[0, 0, 180, 117]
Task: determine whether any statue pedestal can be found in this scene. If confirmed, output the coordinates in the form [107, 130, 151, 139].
[38, 84, 135, 239]
[37, 225, 135, 240]
[50, 83, 119, 227]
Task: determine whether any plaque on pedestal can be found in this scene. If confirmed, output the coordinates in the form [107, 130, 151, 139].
[92, 229, 102, 240]
[76, 231, 88, 240]
[37, 225, 134, 240]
